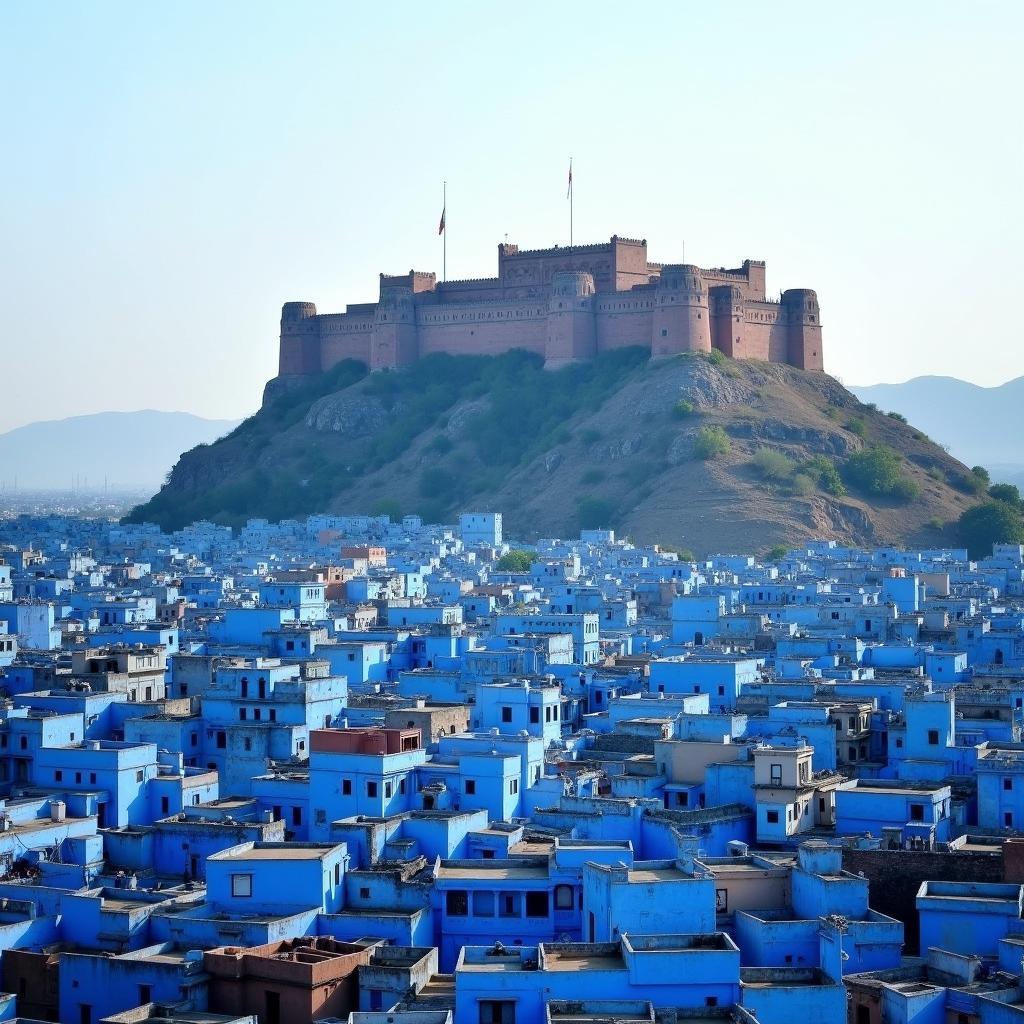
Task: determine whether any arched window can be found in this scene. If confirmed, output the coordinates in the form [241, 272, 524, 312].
[554, 885, 574, 910]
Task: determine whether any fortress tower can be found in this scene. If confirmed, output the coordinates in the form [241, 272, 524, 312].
[651, 265, 711, 357]
[782, 288, 824, 371]
[545, 272, 597, 368]
[278, 301, 321, 376]
[272, 235, 824, 387]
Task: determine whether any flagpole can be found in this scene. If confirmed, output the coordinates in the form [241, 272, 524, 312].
[569, 158, 573, 252]
[443, 180, 447, 283]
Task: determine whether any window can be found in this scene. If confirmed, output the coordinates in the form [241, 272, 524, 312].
[191, 733, 198, 747]
[161, 796, 169, 814]
[136, 770, 144, 783]
[342, 779, 352, 795]
[499, 892, 521, 917]
[510, 779, 519, 795]
[525, 891, 549, 917]
[716, 888, 728, 912]
[766, 810, 779, 823]
[254, 708, 262, 721]
[909, 804, 925, 822]
[75, 772, 82, 784]
[465, 779, 476, 795]
[927, 729, 940, 745]
[1006, 812, 1014, 827]
[529, 707, 539, 724]
[770, 763, 782, 785]
[367, 781, 378, 798]
[501, 706, 512, 723]
[446, 890, 468, 916]
[269, 710, 276, 722]
[384, 781, 392, 799]
[239, 708, 247, 721]
[359, 886, 370, 899]
[216, 731, 226, 749]
[334, 863, 340, 884]
[19, 737, 26, 750]
[316, 808, 326, 824]
[55, 771, 63, 782]
[554, 884, 574, 910]
[231, 873, 252, 897]
[1005, 778, 1014, 791]
[138, 985, 151, 1005]
[479, 1000, 516, 1024]
[244, 737, 252, 752]
[292, 807, 302, 826]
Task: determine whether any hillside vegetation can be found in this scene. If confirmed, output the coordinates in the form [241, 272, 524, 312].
[127, 349, 988, 554]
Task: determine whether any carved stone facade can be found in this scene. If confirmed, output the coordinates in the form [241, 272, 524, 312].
[278, 236, 823, 378]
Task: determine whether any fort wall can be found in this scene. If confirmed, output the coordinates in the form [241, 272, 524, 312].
[275, 236, 824, 381]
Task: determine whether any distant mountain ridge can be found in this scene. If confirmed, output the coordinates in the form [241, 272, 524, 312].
[126, 351, 985, 554]
[850, 375, 1024, 482]
[0, 410, 241, 491]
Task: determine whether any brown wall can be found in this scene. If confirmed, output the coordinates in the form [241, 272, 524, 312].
[2, 948, 58, 1022]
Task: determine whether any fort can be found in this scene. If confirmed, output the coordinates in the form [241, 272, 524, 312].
[277, 235, 823, 378]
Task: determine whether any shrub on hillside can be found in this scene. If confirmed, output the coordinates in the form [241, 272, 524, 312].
[751, 447, 796, 481]
[790, 473, 815, 496]
[842, 445, 919, 502]
[950, 467, 990, 495]
[693, 426, 731, 460]
[673, 398, 696, 419]
[801, 455, 845, 496]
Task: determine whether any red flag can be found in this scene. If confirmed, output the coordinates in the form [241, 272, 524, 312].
[438, 206, 446, 235]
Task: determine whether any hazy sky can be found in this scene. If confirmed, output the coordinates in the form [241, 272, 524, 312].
[2, 2, 1021, 432]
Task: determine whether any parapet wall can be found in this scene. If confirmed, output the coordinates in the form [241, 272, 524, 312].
[276, 236, 824, 379]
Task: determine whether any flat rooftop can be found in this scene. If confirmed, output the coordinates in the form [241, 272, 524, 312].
[544, 949, 627, 972]
[210, 844, 333, 861]
[627, 866, 688, 883]
[436, 864, 548, 880]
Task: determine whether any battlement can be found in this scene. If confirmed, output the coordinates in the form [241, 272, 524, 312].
[274, 233, 824, 380]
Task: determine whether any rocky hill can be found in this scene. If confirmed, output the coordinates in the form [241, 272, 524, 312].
[126, 349, 986, 554]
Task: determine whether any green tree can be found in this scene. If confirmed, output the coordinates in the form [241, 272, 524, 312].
[989, 483, 1022, 505]
[495, 549, 536, 572]
[842, 445, 919, 502]
[957, 501, 1024, 559]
